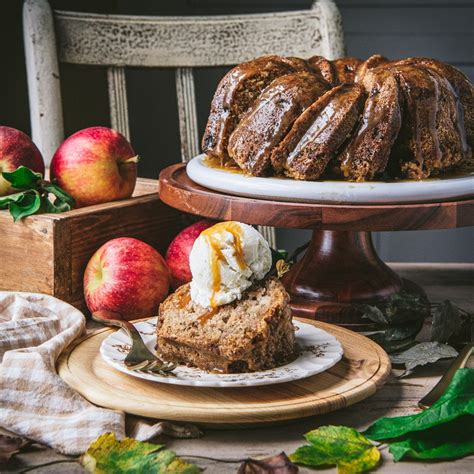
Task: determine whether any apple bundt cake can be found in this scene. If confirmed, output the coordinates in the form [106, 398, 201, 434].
[202, 54, 473, 181]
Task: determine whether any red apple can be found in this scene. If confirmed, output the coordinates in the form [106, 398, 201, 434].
[0, 126, 45, 196]
[84, 237, 170, 320]
[166, 219, 217, 289]
[50, 126, 137, 207]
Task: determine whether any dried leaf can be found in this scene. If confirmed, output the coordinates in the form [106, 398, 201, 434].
[368, 335, 417, 354]
[359, 305, 388, 325]
[81, 432, 200, 473]
[390, 342, 458, 372]
[431, 300, 462, 342]
[238, 452, 298, 473]
[359, 291, 429, 327]
[0, 434, 29, 463]
[383, 291, 430, 324]
[290, 426, 380, 474]
[368, 323, 421, 353]
[156, 421, 203, 439]
[276, 260, 291, 278]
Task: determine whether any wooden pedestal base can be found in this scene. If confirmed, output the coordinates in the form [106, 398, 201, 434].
[282, 230, 425, 329]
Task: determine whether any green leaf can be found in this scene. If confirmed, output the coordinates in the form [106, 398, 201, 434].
[388, 415, 474, 461]
[8, 191, 42, 222]
[0, 192, 28, 209]
[364, 368, 474, 441]
[290, 426, 380, 474]
[271, 248, 288, 266]
[43, 182, 76, 208]
[43, 195, 74, 214]
[2, 166, 42, 189]
[431, 300, 462, 342]
[389, 341, 458, 372]
[0, 168, 75, 221]
[81, 432, 200, 474]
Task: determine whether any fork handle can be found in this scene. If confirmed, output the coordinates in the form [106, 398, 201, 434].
[418, 342, 473, 409]
[92, 310, 143, 343]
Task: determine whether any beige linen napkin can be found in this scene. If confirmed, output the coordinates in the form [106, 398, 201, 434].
[0, 292, 200, 456]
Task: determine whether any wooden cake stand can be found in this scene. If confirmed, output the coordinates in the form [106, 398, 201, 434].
[159, 164, 474, 329]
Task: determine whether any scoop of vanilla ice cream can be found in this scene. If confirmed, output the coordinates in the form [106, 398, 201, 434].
[189, 222, 272, 308]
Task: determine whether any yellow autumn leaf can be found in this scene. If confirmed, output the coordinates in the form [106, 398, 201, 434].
[81, 432, 200, 474]
[290, 425, 381, 474]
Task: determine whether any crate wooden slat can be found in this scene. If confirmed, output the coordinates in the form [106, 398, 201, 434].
[0, 178, 188, 313]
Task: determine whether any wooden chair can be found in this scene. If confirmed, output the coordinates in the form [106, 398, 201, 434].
[23, 0, 345, 246]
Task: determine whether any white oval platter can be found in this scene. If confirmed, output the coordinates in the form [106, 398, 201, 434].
[186, 154, 474, 204]
[100, 318, 343, 388]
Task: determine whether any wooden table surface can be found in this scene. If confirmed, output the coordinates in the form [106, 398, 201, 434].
[3, 264, 473, 473]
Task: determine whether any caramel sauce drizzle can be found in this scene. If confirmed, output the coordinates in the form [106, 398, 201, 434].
[197, 222, 248, 323]
[198, 307, 219, 325]
[202, 155, 245, 174]
[177, 292, 191, 309]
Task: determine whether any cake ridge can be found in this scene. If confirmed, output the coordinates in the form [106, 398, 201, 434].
[203, 54, 473, 181]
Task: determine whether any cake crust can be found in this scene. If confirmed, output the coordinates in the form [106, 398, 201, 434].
[228, 72, 330, 176]
[202, 55, 310, 163]
[271, 84, 366, 180]
[338, 67, 402, 181]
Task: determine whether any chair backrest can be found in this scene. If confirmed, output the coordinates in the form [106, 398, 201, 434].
[23, 0, 344, 164]
[23, 0, 345, 246]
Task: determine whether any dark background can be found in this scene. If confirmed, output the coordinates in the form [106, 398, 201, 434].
[2, 0, 474, 261]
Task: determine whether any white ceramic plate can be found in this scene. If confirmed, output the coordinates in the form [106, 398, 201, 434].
[186, 154, 474, 204]
[100, 318, 343, 388]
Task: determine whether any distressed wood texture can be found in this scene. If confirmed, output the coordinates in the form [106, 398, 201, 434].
[54, 2, 344, 67]
[23, 0, 64, 162]
[0, 179, 189, 313]
[107, 66, 131, 140]
[175, 68, 200, 162]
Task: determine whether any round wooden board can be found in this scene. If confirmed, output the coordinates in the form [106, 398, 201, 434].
[57, 318, 391, 425]
[159, 164, 474, 231]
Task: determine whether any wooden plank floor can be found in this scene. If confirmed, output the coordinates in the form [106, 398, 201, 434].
[3, 264, 473, 473]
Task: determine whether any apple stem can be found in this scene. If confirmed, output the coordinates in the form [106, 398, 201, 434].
[123, 155, 140, 164]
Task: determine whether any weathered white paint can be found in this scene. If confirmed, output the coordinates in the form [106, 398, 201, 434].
[23, 0, 64, 163]
[107, 67, 131, 141]
[175, 68, 200, 163]
[318, 0, 345, 59]
[23, 0, 344, 246]
[54, 2, 343, 68]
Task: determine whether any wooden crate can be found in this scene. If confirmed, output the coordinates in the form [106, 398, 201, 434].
[0, 178, 189, 313]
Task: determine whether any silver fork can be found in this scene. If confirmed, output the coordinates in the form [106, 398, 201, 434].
[92, 310, 176, 376]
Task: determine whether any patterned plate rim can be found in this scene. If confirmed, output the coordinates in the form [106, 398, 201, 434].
[100, 318, 343, 388]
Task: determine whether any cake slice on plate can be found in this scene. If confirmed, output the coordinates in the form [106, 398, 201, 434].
[156, 221, 296, 373]
[156, 278, 294, 373]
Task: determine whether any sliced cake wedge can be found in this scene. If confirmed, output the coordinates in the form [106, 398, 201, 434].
[156, 278, 295, 373]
